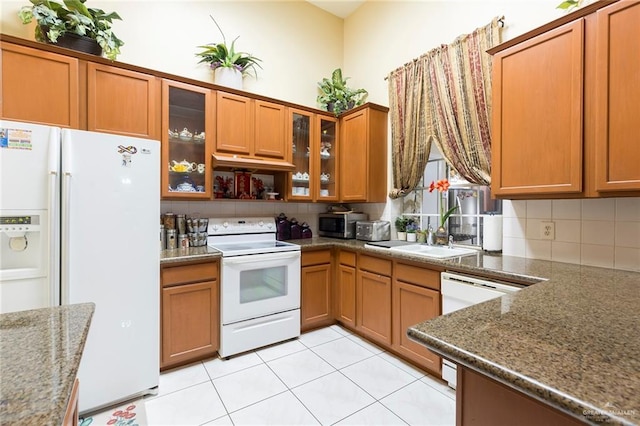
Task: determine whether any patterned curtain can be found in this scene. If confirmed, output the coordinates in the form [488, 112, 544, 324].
[387, 17, 502, 196]
[425, 17, 502, 185]
[387, 59, 432, 199]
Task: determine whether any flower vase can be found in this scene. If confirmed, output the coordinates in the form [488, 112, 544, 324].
[214, 67, 243, 90]
[435, 226, 448, 245]
[417, 232, 427, 244]
[397, 231, 407, 241]
[407, 232, 417, 242]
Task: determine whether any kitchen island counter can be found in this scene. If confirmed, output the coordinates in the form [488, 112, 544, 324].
[0, 303, 95, 425]
[293, 237, 640, 425]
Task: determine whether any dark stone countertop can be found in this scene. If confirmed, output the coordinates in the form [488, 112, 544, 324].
[295, 238, 640, 425]
[0, 303, 95, 425]
[160, 246, 221, 264]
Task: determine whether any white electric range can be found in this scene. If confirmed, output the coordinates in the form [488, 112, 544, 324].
[207, 217, 301, 358]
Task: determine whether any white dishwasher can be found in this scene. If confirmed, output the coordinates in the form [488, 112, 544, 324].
[440, 271, 522, 389]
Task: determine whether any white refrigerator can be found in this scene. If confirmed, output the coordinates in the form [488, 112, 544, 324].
[0, 120, 160, 414]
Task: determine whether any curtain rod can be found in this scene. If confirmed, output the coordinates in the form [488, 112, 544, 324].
[384, 16, 505, 81]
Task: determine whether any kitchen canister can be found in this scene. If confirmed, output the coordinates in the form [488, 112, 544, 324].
[163, 213, 176, 230]
[178, 234, 189, 249]
[166, 229, 177, 250]
[160, 224, 166, 250]
[177, 214, 186, 235]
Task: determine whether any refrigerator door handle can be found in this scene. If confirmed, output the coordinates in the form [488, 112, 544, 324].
[60, 130, 73, 304]
[48, 129, 61, 306]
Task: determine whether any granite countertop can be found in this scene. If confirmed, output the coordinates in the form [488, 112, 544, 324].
[160, 246, 221, 264]
[295, 238, 640, 425]
[0, 303, 95, 425]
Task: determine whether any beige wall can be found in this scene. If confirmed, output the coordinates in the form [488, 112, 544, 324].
[0, 0, 343, 107]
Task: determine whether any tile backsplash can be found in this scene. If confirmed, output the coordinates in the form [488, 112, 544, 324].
[502, 198, 640, 271]
[160, 201, 387, 237]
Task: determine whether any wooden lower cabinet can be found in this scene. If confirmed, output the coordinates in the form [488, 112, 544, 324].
[161, 259, 219, 370]
[356, 254, 392, 346]
[457, 367, 584, 426]
[62, 378, 79, 426]
[335, 250, 357, 329]
[301, 249, 333, 331]
[392, 281, 441, 374]
[392, 261, 442, 375]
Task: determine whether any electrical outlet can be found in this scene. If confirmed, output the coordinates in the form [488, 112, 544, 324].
[540, 221, 555, 240]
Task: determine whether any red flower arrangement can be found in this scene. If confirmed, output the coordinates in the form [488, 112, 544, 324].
[428, 179, 458, 227]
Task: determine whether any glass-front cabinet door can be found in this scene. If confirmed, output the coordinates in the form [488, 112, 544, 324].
[289, 108, 314, 200]
[161, 80, 213, 199]
[316, 116, 339, 201]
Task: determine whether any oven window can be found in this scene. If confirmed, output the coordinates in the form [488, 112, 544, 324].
[239, 266, 288, 304]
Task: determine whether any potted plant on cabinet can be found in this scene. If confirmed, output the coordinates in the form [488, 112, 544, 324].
[196, 15, 262, 89]
[18, 0, 124, 60]
[317, 68, 368, 116]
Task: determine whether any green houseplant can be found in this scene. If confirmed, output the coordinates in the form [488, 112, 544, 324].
[196, 15, 262, 83]
[317, 68, 368, 116]
[18, 0, 124, 61]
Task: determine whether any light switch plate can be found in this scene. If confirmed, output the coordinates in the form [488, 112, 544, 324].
[541, 221, 555, 240]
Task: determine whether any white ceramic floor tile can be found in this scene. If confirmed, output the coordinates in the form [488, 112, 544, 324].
[145, 381, 226, 426]
[203, 351, 263, 379]
[202, 415, 234, 425]
[312, 337, 376, 369]
[292, 371, 375, 425]
[346, 333, 386, 354]
[267, 348, 335, 388]
[377, 352, 427, 379]
[341, 356, 417, 400]
[213, 363, 287, 413]
[330, 324, 353, 336]
[336, 402, 407, 425]
[299, 326, 344, 347]
[256, 339, 307, 362]
[421, 375, 456, 400]
[381, 380, 455, 426]
[230, 391, 319, 425]
[153, 362, 210, 398]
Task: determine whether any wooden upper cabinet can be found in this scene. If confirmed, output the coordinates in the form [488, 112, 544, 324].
[254, 100, 287, 159]
[594, 1, 640, 192]
[216, 91, 252, 154]
[1, 42, 79, 128]
[87, 63, 160, 139]
[491, 20, 585, 196]
[340, 105, 388, 202]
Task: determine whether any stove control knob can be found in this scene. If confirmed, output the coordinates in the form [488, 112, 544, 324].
[266, 222, 273, 229]
[258, 220, 264, 227]
[212, 224, 219, 231]
[223, 221, 229, 228]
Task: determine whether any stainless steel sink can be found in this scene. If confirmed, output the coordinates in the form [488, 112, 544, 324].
[389, 244, 479, 259]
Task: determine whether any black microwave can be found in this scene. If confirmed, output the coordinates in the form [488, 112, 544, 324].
[318, 212, 368, 239]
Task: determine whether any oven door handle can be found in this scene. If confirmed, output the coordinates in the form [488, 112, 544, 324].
[223, 251, 300, 264]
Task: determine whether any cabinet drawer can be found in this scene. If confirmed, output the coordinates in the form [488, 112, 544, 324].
[339, 250, 356, 267]
[162, 261, 218, 287]
[395, 262, 440, 291]
[358, 254, 392, 276]
[302, 249, 332, 267]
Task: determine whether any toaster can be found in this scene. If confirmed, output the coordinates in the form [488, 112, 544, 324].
[356, 220, 391, 241]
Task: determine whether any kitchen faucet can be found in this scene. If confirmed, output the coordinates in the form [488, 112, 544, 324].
[449, 235, 454, 249]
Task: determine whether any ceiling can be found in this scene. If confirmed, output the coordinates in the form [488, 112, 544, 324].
[306, 0, 367, 18]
